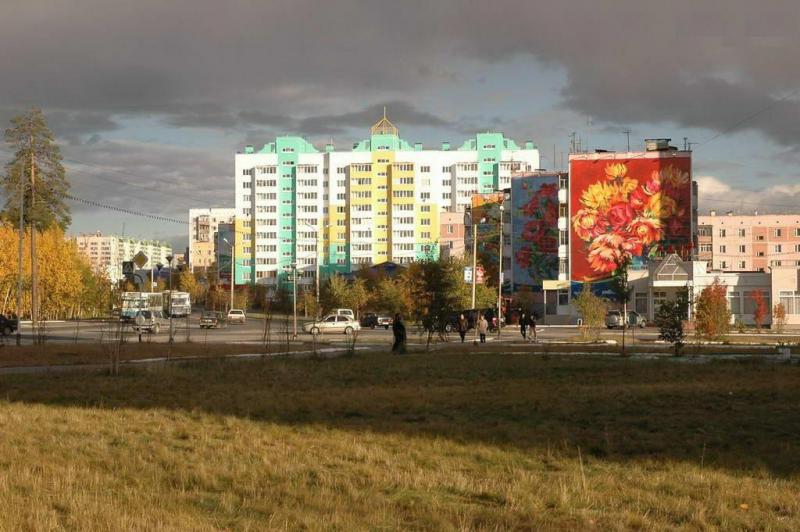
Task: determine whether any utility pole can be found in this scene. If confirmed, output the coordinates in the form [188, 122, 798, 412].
[624, 129, 631, 152]
[497, 204, 505, 338]
[29, 138, 38, 330]
[16, 153, 24, 345]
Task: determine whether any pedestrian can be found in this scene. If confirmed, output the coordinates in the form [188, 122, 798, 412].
[520, 312, 528, 340]
[477, 314, 489, 343]
[530, 313, 537, 342]
[391, 313, 406, 353]
[457, 313, 468, 343]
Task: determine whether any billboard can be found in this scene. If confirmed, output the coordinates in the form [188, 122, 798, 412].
[570, 155, 692, 283]
[511, 174, 559, 287]
[471, 193, 505, 285]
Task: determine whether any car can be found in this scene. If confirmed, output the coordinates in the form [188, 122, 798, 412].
[361, 313, 393, 330]
[0, 315, 18, 337]
[303, 314, 360, 335]
[331, 308, 355, 320]
[132, 310, 168, 334]
[200, 311, 223, 329]
[227, 309, 246, 324]
[606, 310, 646, 329]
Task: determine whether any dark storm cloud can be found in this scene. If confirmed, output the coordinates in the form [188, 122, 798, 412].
[3, 0, 800, 145]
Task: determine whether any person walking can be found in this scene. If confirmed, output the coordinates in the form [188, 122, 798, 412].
[477, 314, 489, 344]
[391, 313, 407, 353]
[529, 313, 538, 343]
[519, 312, 528, 340]
[457, 313, 468, 343]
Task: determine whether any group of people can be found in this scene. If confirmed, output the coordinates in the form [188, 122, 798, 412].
[391, 309, 539, 352]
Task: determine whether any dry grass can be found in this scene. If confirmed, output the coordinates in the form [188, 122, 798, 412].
[0, 353, 799, 530]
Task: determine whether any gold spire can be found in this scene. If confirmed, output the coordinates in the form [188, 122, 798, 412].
[371, 107, 397, 136]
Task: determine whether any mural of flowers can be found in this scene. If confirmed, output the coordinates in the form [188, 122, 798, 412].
[571, 161, 690, 281]
[512, 176, 559, 285]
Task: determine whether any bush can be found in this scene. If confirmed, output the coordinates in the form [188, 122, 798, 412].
[695, 279, 731, 341]
[773, 303, 787, 334]
[573, 284, 606, 341]
[655, 298, 685, 355]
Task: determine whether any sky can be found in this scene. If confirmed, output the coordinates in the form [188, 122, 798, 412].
[1, 0, 800, 251]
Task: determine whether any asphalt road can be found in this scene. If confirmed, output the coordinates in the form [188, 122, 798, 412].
[2, 315, 664, 346]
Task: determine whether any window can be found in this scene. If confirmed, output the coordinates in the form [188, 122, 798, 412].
[727, 291, 741, 314]
[719, 229, 726, 237]
[558, 258, 568, 275]
[699, 244, 712, 253]
[653, 291, 667, 311]
[738, 229, 746, 237]
[739, 261, 746, 269]
[757, 251, 765, 257]
[738, 245, 746, 253]
[697, 226, 712, 237]
[243, 182, 252, 189]
[779, 290, 800, 314]
[559, 231, 568, 246]
[447, 225, 454, 234]
[559, 175, 568, 189]
[775, 228, 783, 237]
[795, 228, 800, 237]
[757, 235, 765, 241]
[558, 290, 569, 306]
[442, 166, 450, 173]
[420, 205, 431, 212]
[559, 204, 567, 217]
[635, 292, 648, 314]
[421, 231, 431, 239]
[720, 261, 727, 269]
[719, 245, 726, 253]
[775, 244, 782, 253]
[420, 166, 430, 173]
[420, 219, 431, 226]
[795, 244, 800, 252]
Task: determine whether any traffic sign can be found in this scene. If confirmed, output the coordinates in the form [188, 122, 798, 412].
[122, 261, 134, 276]
[133, 251, 148, 268]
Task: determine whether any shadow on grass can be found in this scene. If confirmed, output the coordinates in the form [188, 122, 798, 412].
[1, 353, 799, 478]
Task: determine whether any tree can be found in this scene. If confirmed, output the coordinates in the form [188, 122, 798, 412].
[374, 277, 412, 316]
[177, 268, 204, 302]
[655, 296, 687, 355]
[750, 290, 768, 332]
[573, 284, 606, 341]
[414, 258, 469, 347]
[3, 108, 70, 230]
[695, 279, 731, 341]
[609, 257, 633, 354]
[773, 303, 787, 334]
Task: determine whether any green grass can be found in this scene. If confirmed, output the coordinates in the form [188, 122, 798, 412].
[0, 353, 799, 529]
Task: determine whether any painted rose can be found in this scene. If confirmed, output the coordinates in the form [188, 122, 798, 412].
[644, 172, 661, 195]
[572, 208, 606, 241]
[628, 217, 661, 245]
[587, 233, 626, 274]
[607, 202, 635, 231]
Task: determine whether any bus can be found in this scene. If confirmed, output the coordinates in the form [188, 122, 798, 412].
[120, 292, 164, 322]
[163, 291, 192, 318]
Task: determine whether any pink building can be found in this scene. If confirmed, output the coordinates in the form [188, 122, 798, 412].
[439, 212, 466, 259]
[697, 212, 800, 272]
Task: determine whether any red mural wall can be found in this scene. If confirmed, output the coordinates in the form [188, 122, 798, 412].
[569, 155, 692, 283]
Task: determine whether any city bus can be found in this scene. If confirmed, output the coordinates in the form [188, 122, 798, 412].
[163, 291, 192, 318]
[120, 292, 164, 322]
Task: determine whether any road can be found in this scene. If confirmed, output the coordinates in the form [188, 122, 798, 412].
[2, 315, 664, 346]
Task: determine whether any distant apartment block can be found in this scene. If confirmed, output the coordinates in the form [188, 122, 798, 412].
[188, 208, 236, 272]
[233, 113, 539, 289]
[74, 232, 173, 282]
[698, 212, 800, 272]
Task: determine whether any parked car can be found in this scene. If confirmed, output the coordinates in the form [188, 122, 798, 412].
[606, 310, 646, 329]
[303, 314, 360, 335]
[132, 310, 168, 334]
[0, 315, 18, 337]
[200, 311, 223, 329]
[227, 309, 246, 324]
[361, 313, 393, 330]
[331, 308, 355, 320]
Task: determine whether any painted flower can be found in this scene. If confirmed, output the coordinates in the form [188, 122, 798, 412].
[587, 233, 626, 274]
[628, 216, 662, 245]
[644, 171, 661, 195]
[572, 208, 606, 242]
[580, 182, 614, 210]
[605, 163, 628, 180]
[607, 202, 635, 231]
[515, 248, 532, 269]
[659, 165, 689, 189]
[629, 186, 648, 209]
[621, 237, 644, 257]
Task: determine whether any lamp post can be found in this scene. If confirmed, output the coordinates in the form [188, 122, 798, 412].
[291, 261, 298, 339]
[166, 254, 174, 345]
[497, 204, 505, 338]
[300, 220, 329, 319]
[222, 237, 234, 312]
[465, 208, 485, 344]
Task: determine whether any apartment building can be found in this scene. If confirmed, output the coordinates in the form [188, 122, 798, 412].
[697, 212, 800, 272]
[188, 208, 236, 272]
[233, 113, 539, 288]
[74, 232, 173, 282]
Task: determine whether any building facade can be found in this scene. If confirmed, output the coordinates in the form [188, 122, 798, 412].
[74, 232, 173, 282]
[697, 213, 800, 272]
[188, 208, 236, 272]
[233, 113, 539, 289]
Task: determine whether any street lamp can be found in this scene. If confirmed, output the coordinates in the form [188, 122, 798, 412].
[465, 207, 486, 344]
[498, 204, 505, 338]
[222, 237, 234, 312]
[166, 254, 174, 345]
[299, 220, 329, 319]
[291, 261, 298, 339]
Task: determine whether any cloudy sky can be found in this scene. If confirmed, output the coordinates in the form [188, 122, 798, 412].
[2, 0, 800, 250]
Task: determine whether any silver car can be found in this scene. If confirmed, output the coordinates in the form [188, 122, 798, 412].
[132, 310, 168, 334]
[606, 310, 646, 329]
[303, 314, 360, 335]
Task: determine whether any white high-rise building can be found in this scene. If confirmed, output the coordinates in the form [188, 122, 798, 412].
[74, 232, 172, 282]
[233, 114, 539, 289]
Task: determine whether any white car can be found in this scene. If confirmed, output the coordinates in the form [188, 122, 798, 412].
[303, 314, 360, 335]
[331, 308, 355, 320]
[227, 309, 247, 324]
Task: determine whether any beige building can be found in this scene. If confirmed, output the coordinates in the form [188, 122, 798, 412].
[188, 208, 235, 272]
[439, 212, 466, 259]
[698, 212, 800, 272]
[74, 232, 173, 282]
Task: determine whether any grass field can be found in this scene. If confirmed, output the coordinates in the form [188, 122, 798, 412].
[0, 353, 798, 530]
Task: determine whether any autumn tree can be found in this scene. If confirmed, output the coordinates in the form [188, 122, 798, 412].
[750, 290, 768, 332]
[573, 284, 606, 340]
[2, 108, 70, 230]
[772, 303, 787, 334]
[695, 279, 731, 340]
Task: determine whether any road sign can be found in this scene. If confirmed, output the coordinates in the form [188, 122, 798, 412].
[464, 266, 485, 284]
[133, 251, 148, 268]
[122, 261, 134, 276]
